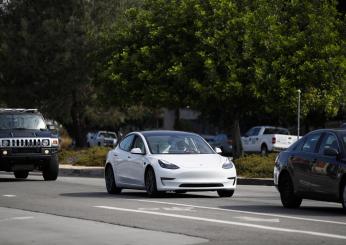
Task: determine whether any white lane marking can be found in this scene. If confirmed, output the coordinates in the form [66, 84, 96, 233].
[236, 216, 280, 223]
[94, 206, 346, 240]
[132, 199, 346, 226]
[138, 208, 161, 211]
[0, 216, 34, 222]
[163, 207, 195, 212]
[138, 207, 195, 212]
[2, 195, 16, 197]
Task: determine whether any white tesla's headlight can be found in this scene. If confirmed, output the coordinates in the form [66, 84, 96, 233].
[158, 159, 179, 170]
[222, 159, 234, 169]
[42, 139, 50, 147]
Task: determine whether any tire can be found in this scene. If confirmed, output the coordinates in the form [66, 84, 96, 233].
[341, 182, 346, 212]
[42, 155, 59, 181]
[145, 168, 160, 197]
[261, 144, 268, 156]
[217, 189, 234, 197]
[14, 171, 29, 179]
[279, 174, 302, 208]
[105, 165, 122, 194]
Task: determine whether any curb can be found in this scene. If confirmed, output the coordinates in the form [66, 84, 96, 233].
[58, 165, 274, 185]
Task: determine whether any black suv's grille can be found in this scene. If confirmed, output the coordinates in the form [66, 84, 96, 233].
[12, 148, 41, 154]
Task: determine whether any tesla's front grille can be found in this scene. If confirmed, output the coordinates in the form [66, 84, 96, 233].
[179, 183, 224, 188]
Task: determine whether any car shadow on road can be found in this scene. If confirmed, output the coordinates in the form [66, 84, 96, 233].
[220, 205, 346, 217]
[0, 177, 41, 182]
[60, 191, 217, 199]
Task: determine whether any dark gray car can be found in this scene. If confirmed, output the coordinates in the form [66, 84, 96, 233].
[274, 128, 346, 211]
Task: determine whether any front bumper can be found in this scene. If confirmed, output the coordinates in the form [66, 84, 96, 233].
[155, 167, 237, 191]
[0, 147, 58, 171]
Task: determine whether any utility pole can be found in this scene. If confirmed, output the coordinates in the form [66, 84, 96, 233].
[297, 89, 301, 140]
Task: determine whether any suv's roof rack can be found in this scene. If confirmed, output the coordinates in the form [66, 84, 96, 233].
[0, 108, 38, 113]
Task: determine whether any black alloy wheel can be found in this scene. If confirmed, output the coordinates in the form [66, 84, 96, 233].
[145, 168, 160, 197]
[14, 171, 29, 179]
[279, 174, 302, 208]
[217, 189, 234, 197]
[105, 165, 122, 194]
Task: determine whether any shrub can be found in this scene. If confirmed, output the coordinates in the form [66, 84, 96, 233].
[233, 153, 277, 178]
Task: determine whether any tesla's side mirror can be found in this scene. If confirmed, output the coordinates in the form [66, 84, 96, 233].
[215, 147, 222, 154]
[323, 148, 339, 157]
[131, 148, 143, 154]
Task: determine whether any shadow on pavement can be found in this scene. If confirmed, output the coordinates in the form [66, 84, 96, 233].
[220, 204, 345, 217]
[0, 177, 41, 182]
[60, 191, 217, 199]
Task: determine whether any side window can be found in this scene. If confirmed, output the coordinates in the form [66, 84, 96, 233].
[301, 133, 321, 153]
[318, 133, 339, 154]
[119, 134, 135, 152]
[132, 136, 146, 153]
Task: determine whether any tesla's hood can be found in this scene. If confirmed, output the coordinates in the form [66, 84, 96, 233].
[152, 154, 224, 169]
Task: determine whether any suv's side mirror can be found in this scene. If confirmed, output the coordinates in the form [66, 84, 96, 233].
[131, 148, 143, 154]
[215, 147, 222, 154]
[323, 148, 339, 157]
[47, 125, 56, 131]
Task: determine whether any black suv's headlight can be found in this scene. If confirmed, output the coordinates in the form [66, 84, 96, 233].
[158, 160, 179, 169]
[2, 140, 10, 147]
[42, 139, 50, 147]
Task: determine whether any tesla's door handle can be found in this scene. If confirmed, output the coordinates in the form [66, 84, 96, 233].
[113, 154, 118, 156]
[128, 156, 131, 159]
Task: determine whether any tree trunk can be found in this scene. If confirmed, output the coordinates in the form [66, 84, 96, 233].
[174, 108, 180, 130]
[231, 114, 243, 159]
[71, 90, 86, 147]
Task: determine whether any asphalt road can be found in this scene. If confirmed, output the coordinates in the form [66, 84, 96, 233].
[0, 172, 345, 245]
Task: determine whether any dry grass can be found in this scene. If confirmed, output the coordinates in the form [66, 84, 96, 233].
[233, 153, 277, 178]
[59, 147, 109, 166]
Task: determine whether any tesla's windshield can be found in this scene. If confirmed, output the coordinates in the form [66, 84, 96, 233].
[144, 132, 214, 154]
[0, 114, 47, 130]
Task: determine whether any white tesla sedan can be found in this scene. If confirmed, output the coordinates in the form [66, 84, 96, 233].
[105, 130, 237, 197]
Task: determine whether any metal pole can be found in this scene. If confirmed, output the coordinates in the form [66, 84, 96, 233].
[297, 89, 301, 140]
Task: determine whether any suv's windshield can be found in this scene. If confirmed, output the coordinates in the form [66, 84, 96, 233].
[0, 114, 47, 130]
[144, 132, 214, 154]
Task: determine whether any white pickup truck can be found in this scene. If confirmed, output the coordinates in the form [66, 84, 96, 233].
[241, 126, 298, 155]
[86, 131, 117, 147]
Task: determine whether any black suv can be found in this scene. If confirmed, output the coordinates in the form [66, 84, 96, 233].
[0, 109, 59, 180]
[274, 128, 346, 211]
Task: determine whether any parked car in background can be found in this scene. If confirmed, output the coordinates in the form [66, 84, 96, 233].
[87, 131, 117, 147]
[242, 126, 298, 155]
[274, 128, 346, 211]
[105, 130, 237, 197]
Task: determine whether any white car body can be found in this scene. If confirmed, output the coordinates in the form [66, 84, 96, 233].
[242, 126, 298, 154]
[105, 131, 237, 196]
[87, 131, 117, 147]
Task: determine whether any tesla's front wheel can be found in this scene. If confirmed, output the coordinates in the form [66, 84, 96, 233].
[145, 168, 160, 197]
[105, 165, 122, 194]
[217, 189, 234, 197]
